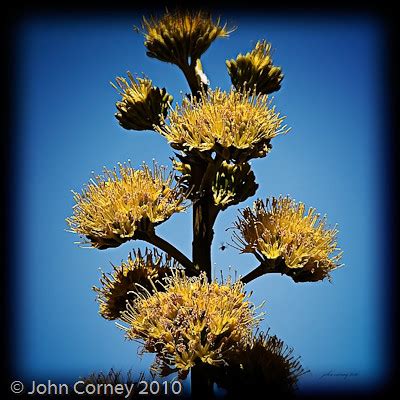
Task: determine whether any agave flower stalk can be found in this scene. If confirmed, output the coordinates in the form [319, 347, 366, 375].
[156, 87, 288, 283]
[67, 7, 342, 398]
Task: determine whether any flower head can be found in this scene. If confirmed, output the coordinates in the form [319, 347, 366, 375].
[233, 196, 343, 282]
[93, 249, 179, 320]
[226, 40, 283, 95]
[172, 158, 258, 209]
[214, 330, 308, 395]
[66, 161, 186, 249]
[140, 9, 230, 67]
[117, 272, 262, 378]
[156, 88, 288, 162]
[212, 161, 258, 210]
[112, 73, 173, 131]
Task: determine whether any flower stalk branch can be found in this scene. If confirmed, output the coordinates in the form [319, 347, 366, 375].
[135, 230, 198, 276]
[180, 60, 208, 98]
[240, 258, 286, 284]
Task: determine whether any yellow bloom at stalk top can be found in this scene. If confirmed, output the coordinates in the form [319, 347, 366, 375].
[226, 40, 283, 95]
[117, 272, 262, 378]
[93, 248, 179, 320]
[233, 196, 343, 282]
[156, 88, 289, 162]
[112, 73, 173, 131]
[66, 162, 186, 250]
[140, 9, 230, 68]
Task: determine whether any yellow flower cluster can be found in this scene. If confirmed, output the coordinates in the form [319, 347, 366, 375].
[172, 158, 258, 209]
[112, 73, 173, 131]
[233, 196, 343, 282]
[226, 40, 283, 95]
[141, 9, 230, 67]
[214, 330, 307, 395]
[156, 88, 289, 161]
[93, 249, 178, 320]
[117, 272, 261, 377]
[212, 161, 258, 210]
[66, 162, 186, 249]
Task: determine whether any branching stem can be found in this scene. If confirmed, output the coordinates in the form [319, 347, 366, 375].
[135, 230, 198, 276]
[240, 257, 287, 284]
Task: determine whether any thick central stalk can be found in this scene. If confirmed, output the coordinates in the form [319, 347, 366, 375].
[191, 363, 215, 400]
[191, 157, 220, 281]
[192, 193, 214, 281]
[183, 59, 216, 399]
[191, 171, 218, 399]
[179, 60, 208, 97]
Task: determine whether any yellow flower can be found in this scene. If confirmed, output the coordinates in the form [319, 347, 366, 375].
[140, 9, 230, 68]
[112, 73, 173, 131]
[233, 196, 343, 282]
[156, 88, 289, 162]
[172, 158, 258, 209]
[93, 249, 179, 320]
[213, 330, 308, 395]
[212, 161, 258, 210]
[66, 161, 186, 249]
[117, 272, 262, 378]
[226, 40, 283, 95]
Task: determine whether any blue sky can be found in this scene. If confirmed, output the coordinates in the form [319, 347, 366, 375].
[14, 11, 387, 394]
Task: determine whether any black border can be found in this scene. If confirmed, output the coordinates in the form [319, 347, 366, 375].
[2, 1, 398, 399]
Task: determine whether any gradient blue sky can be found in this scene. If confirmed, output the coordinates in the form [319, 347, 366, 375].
[14, 11, 387, 394]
